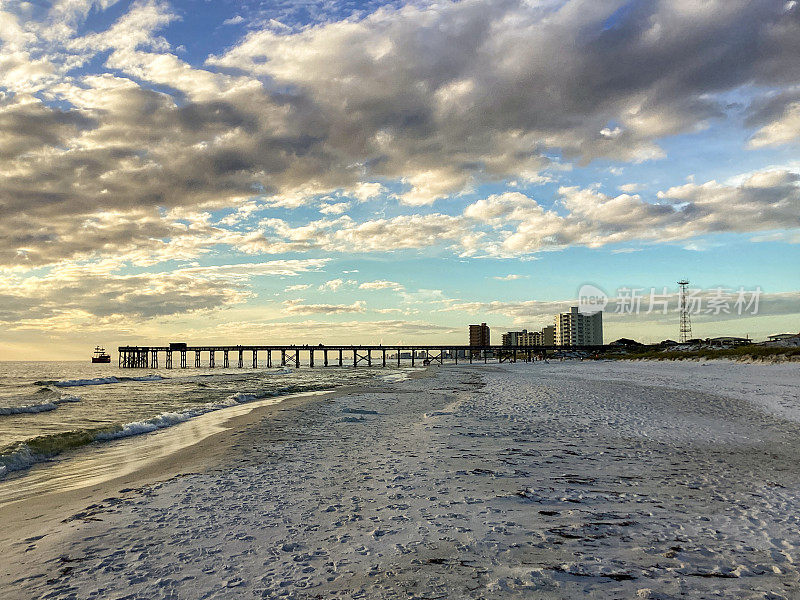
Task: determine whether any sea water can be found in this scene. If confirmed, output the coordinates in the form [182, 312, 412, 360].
[0, 361, 408, 490]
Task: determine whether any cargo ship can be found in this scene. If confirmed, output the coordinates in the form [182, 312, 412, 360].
[92, 346, 111, 363]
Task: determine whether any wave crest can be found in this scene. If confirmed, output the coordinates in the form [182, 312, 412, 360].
[46, 375, 164, 388]
[0, 383, 331, 479]
[0, 394, 81, 416]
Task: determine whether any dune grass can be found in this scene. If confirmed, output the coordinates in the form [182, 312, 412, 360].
[601, 345, 800, 362]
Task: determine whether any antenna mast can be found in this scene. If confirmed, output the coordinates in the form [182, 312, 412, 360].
[677, 279, 692, 343]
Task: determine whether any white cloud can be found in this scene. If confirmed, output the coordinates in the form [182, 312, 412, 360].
[493, 274, 528, 281]
[283, 299, 366, 314]
[359, 280, 405, 290]
[749, 101, 800, 148]
[1, 0, 799, 277]
[174, 259, 328, 279]
[400, 170, 472, 206]
[319, 278, 347, 292]
[0, 257, 327, 328]
[319, 202, 351, 215]
[462, 169, 800, 255]
[252, 213, 471, 255]
[349, 182, 386, 202]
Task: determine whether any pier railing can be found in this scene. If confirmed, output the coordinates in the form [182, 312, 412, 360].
[117, 344, 607, 368]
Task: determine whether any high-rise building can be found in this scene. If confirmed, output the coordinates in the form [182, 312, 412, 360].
[555, 306, 603, 346]
[502, 329, 527, 346]
[469, 323, 490, 346]
[501, 326, 556, 347]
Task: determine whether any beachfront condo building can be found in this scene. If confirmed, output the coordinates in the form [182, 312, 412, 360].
[469, 323, 490, 346]
[555, 306, 603, 346]
[501, 329, 528, 346]
[518, 330, 541, 346]
[501, 325, 555, 347]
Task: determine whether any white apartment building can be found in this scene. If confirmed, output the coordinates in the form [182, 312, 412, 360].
[555, 306, 603, 346]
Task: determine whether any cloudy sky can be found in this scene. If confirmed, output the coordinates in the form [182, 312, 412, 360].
[1, 0, 799, 359]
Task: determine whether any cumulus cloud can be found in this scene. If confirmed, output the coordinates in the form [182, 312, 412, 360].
[462, 169, 800, 254]
[749, 100, 800, 148]
[0, 258, 327, 328]
[493, 274, 528, 281]
[348, 182, 386, 202]
[319, 202, 351, 215]
[211, 0, 799, 176]
[2, 0, 799, 270]
[2, 0, 800, 343]
[318, 278, 358, 292]
[249, 213, 472, 255]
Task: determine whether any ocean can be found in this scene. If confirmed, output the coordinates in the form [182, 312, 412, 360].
[0, 361, 408, 499]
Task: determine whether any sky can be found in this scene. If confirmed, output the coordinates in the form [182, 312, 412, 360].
[1, 0, 800, 360]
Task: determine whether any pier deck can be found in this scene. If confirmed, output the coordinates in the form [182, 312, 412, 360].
[117, 344, 606, 368]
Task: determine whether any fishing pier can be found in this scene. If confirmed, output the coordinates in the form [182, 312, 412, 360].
[117, 344, 603, 369]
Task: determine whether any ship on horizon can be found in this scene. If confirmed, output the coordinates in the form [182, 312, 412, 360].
[92, 346, 111, 363]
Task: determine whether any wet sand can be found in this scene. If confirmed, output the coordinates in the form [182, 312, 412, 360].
[0, 384, 372, 551]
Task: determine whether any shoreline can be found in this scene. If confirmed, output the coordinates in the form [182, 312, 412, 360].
[0, 369, 429, 553]
[5, 361, 800, 598]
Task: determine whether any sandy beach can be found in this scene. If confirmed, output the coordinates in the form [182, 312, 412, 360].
[3, 360, 800, 599]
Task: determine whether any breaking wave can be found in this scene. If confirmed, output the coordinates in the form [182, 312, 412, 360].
[0, 383, 332, 480]
[34, 375, 165, 388]
[0, 395, 81, 416]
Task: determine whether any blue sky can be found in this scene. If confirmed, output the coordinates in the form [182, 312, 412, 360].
[1, 0, 799, 358]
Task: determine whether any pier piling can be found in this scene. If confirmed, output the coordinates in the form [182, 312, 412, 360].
[116, 344, 604, 369]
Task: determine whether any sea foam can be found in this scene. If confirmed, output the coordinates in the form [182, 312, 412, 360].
[0, 386, 321, 479]
[0, 395, 81, 416]
[49, 375, 164, 387]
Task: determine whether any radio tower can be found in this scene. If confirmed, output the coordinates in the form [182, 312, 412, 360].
[678, 279, 692, 343]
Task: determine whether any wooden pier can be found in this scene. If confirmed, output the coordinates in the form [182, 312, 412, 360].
[117, 344, 605, 369]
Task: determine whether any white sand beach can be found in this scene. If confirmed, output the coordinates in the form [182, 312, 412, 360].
[4, 360, 800, 599]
